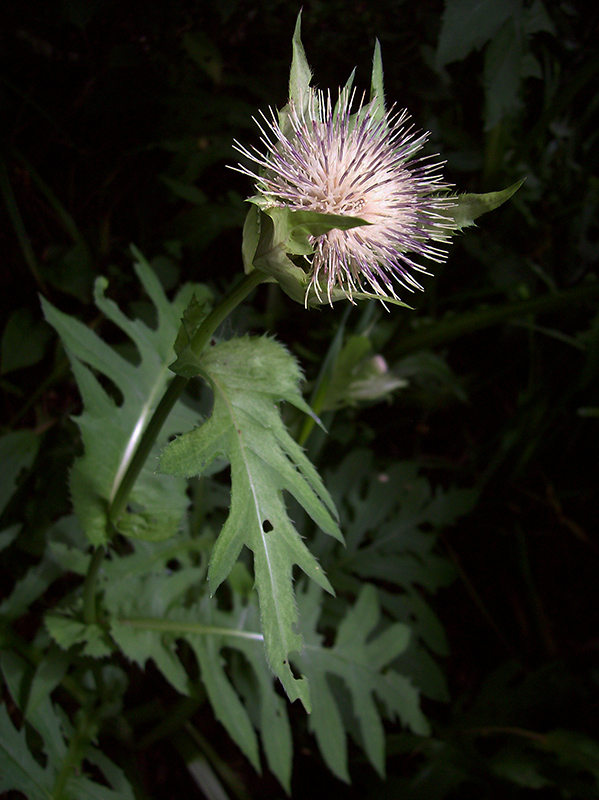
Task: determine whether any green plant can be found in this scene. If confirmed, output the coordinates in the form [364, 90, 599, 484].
[2, 2, 597, 799]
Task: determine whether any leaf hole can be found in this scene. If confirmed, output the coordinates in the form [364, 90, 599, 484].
[262, 519, 274, 533]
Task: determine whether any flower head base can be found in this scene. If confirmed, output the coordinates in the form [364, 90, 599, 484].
[234, 14, 523, 307]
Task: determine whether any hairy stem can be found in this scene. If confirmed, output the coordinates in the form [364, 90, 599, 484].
[108, 268, 266, 526]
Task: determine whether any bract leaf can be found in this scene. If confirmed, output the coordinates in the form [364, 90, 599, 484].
[441, 180, 524, 230]
[288, 11, 312, 116]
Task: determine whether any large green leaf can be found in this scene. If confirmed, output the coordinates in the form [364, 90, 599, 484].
[42, 249, 210, 545]
[293, 582, 428, 782]
[159, 335, 343, 709]
[96, 533, 292, 791]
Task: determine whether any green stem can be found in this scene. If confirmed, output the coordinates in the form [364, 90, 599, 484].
[51, 705, 98, 799]
[389, 283, 599, 360]
[82, 545, 106, 625]
[108, 374, 189, 525]
[108, 268, 266, 526]
[81, 270, 266, 617]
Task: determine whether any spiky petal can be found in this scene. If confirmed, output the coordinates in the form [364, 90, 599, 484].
[234, 87, 456, 304]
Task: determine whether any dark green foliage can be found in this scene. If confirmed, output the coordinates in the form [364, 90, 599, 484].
[1, 1, 598, 798]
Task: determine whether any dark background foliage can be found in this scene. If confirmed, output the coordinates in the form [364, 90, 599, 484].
[2, 0, 599, 797]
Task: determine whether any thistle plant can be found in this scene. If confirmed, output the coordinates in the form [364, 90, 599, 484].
[1, 13, 522, 799]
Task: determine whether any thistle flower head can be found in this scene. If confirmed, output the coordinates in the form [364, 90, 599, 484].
[234, 15, 522, 307]
[235, 87, 455, 304]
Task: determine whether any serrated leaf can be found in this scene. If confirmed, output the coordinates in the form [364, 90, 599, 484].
[159, 335, 342, 709]
[322, 450, 476, 700]
[293, 583, 428, 782]
[0, 704, 54, 800]
[103, 535, 209, 696]
[99, 533, 292, 790]
[0, 694, 134, 800]
[42, 249, 206, 545]
[45, 615, 114, 658]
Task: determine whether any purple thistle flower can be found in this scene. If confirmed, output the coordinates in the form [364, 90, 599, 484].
[234, 86, 457, 305]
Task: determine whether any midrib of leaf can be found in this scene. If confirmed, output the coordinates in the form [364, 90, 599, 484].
[211, 370, 288, 642]
[109, 360, 173, 505]
[116, 617, 264, 641]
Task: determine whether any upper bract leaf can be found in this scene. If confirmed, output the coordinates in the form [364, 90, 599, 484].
[441, 180, 525, 230]
[159, 335, 342, 709]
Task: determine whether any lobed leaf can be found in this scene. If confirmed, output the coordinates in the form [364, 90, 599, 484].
[0, 654, 134, 800]
[293, 582, 428, 782]
[159, 335, 342, 709]
[42, 249, 209, 545]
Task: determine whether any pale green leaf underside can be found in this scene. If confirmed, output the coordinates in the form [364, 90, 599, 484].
[42, 249, 207, 545]
[159, 335, 342, 709]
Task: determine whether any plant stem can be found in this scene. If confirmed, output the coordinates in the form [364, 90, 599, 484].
[108, 268, 266, 526]
[81, 270, 265, 626]
[82, 545, 106, 625]
[388, 283, 599, 359]
[108, 374, 189, 525]
[51, 704, 98, 799]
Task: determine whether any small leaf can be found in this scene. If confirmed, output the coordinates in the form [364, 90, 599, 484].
[288, 11, 312, 115]
[442, 180, 524, 230]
